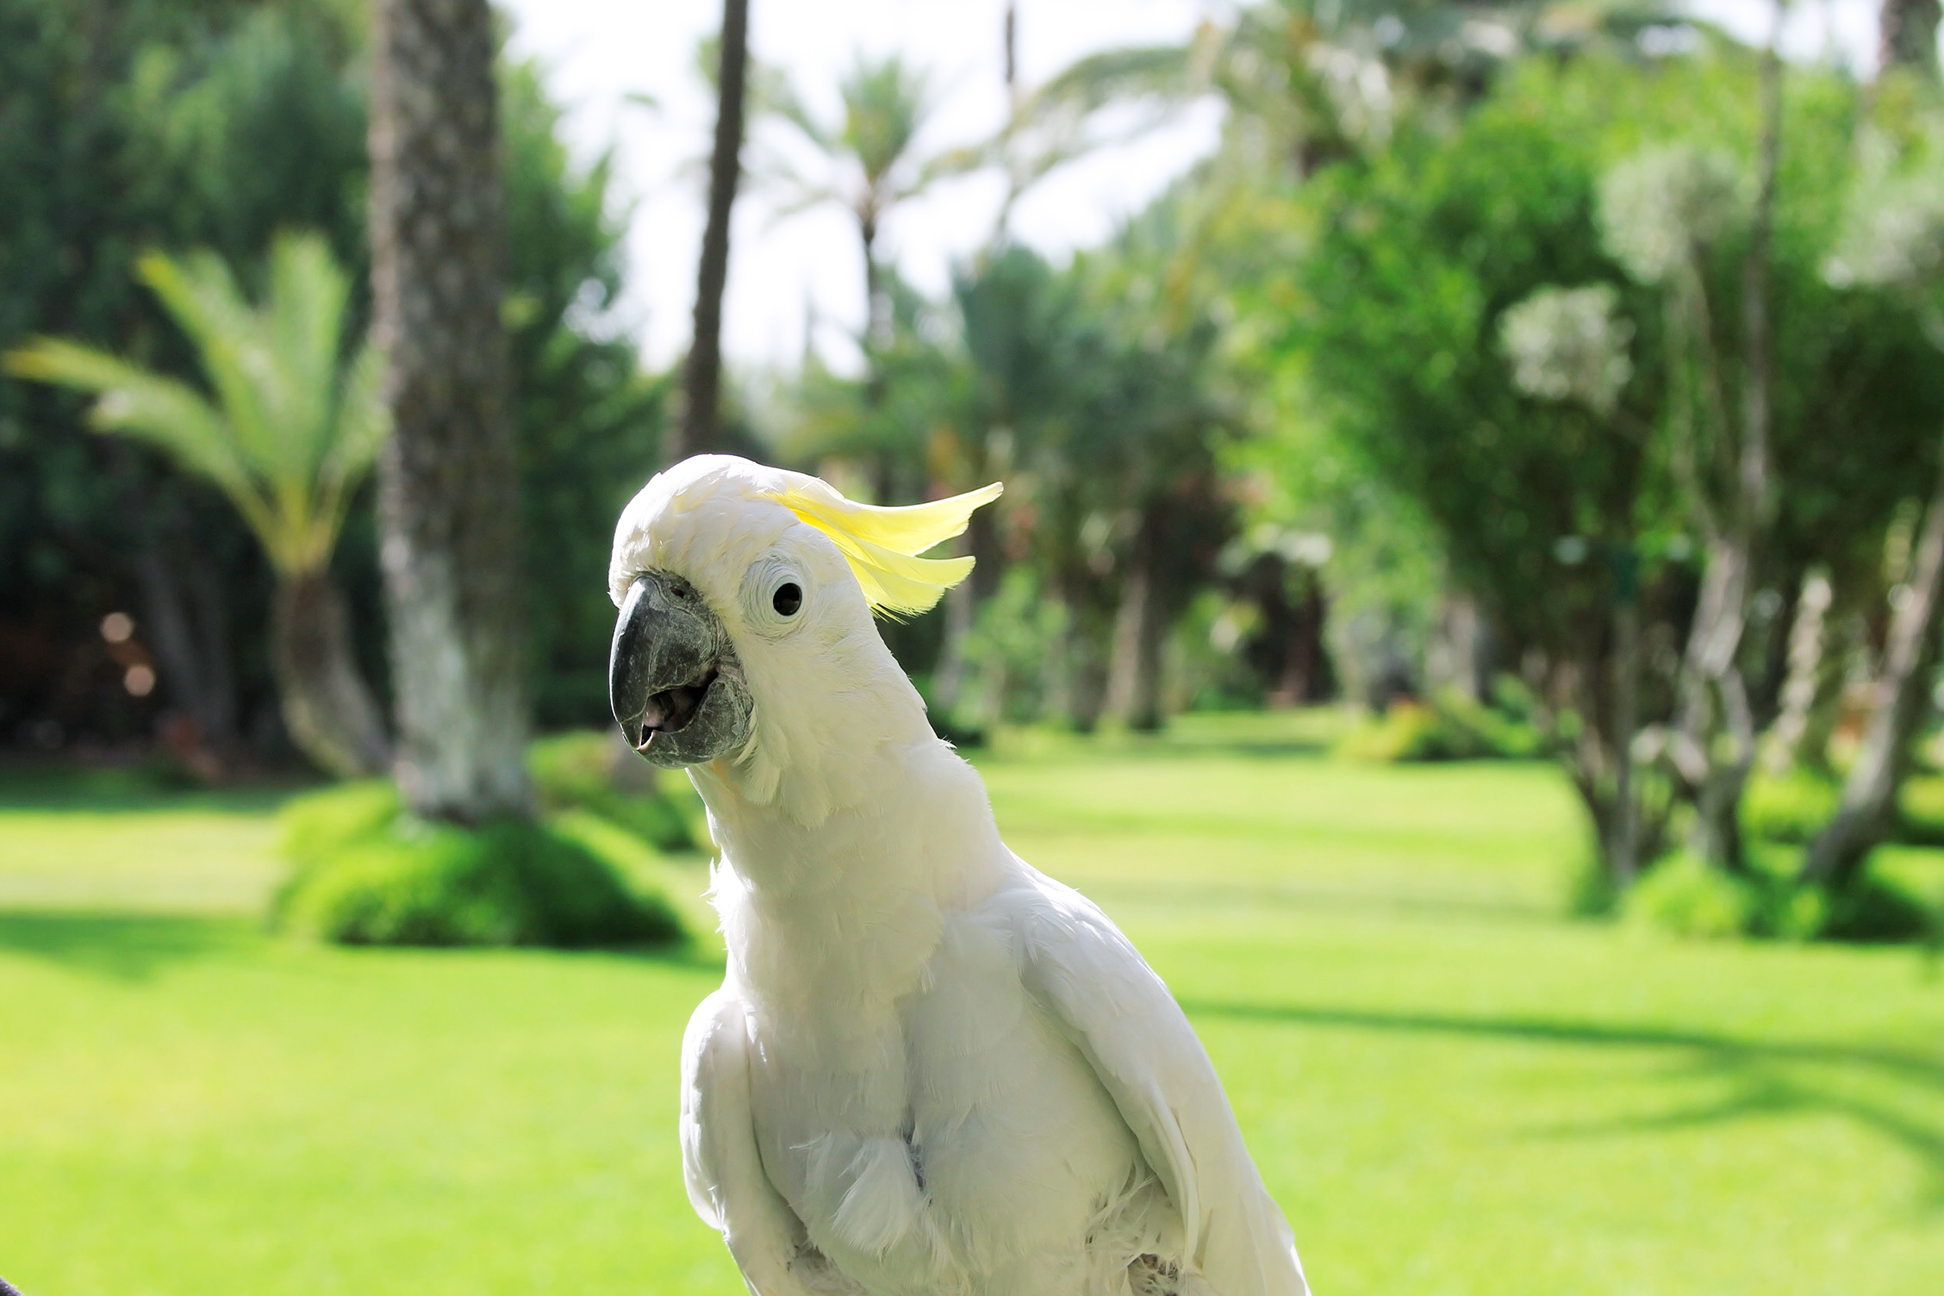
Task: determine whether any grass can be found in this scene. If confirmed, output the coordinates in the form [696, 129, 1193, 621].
[1, 714, 1941, 1295]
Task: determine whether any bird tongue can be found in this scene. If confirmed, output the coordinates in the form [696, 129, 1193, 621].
[637, 668, 715, 747]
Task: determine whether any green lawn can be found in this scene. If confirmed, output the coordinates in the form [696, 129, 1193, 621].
[2, 716, 1940, 1295]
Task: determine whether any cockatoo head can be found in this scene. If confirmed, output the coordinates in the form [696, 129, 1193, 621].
[605, 455, 1000, 787]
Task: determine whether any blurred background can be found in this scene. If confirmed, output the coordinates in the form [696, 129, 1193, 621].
[2, 0, 1941, 1292]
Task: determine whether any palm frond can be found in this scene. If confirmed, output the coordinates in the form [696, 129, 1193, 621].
[309, 338, 389, 569]
[264, 231, 353, 494]
[5, 337, 283, 557]
[136, 250, 283, 476]
[10, 233, 384, 577]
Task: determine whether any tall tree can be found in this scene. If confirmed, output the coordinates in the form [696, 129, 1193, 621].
[674, 0, 750, 462]
[367, 0, 532, 820]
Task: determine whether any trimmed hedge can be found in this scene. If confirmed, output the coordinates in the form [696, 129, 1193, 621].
[273, 782, 684, 948]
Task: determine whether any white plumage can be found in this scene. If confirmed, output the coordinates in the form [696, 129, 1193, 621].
[608, 456, 1310, 1296]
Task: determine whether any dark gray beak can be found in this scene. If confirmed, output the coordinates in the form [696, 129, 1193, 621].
[608, 571, 753, 768]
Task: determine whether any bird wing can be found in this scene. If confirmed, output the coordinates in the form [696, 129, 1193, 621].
[682, 987, 859, 1296]
[1014, 869, 1311, 1296]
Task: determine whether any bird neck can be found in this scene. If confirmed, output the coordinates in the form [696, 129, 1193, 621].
[690, 730, 1012, 1024]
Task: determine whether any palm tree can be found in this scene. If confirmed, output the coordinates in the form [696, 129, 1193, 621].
[8, 233, 392, 777]
[764, 53, 958, 357]
[674, 0, 751, 461]
[367, 0, 532, 822]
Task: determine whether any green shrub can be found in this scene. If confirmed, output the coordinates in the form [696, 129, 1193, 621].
[273, 783, 684, 948]
[1623, 853, 1761, 939]
[1895, 774, 1944, 847]
[526, 730, 702, 853]
[1622, 846, 1936, 944]
[1819, 872, 1936, 944]
[1335, 693, 1544, 763]
[1742, 768, 1842, 844]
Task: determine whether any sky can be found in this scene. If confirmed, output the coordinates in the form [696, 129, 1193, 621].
[498, 0, 1890, 376]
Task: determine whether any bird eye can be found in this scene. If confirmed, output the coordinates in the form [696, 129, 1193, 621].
[772, 582, 803, 617]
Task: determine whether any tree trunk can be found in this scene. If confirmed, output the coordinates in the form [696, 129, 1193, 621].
[1108, 506, 1167, 732]
[673, 0, 749, 462]
[1767, 569, 1842, 772]
[1671, 538, 1759, 872]
[932, 485, 1003, 716]
[1665, 32, 1783, 874]
[1610, 593, 1642, 886]
[368, 0, 533, 821]
[1881, 0, 1942, 76]
[132, 539, 237, 752]
[1062, 605, 1111, 735]
[1801, 467, 1944, 885]
[270, 570, 392, 779]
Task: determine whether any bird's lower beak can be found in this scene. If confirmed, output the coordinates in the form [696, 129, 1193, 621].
[609, 572, 752, 768]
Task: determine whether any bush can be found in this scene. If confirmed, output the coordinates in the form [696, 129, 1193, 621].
[526, 731, 702, 853]
[1335, 693, 1545, 763]
[1623, 853, 1762, 939]
[1622, 847, 1936, 944]
[1818, 872, 1937, 944]
[1895, 774, 1944, 847]
[273, 782, 684, 948]
[1742, 768, 1842, 844]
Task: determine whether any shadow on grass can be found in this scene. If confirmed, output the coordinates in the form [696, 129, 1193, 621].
[0, 909, 726, 981]
[0, 911, 252, 981]
[1095, 878, 1554, 925]
[1182, 997, 1944, 1204]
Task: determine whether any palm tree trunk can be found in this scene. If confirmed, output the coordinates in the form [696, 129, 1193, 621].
[1801, 463, 1944, 885]
[271, 569, 391, 778]
[674, 0, 749, 462]
[368, 0, 533, 821]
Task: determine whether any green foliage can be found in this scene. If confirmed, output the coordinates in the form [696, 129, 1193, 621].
[1744, 768, 1944, 850]
[9, 232, 384, 576]
[1625, 846, 1935, 944]
[273, 781, 682, 948]
[1742, 768, 1844, 844]
[1894, 772, 1944, 846]
[526, 730, 702, 854]
[1336, 694, 1545, 763]
[1624, 852, 1764, 939]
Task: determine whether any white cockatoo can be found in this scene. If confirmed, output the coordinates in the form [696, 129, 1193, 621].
[606, 456, 1310, 1296]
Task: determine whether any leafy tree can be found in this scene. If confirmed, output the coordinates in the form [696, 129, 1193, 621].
[1802, 124, 1944, 884]
[9, 234, 390, 776]
[1252, 54, 1944, 886]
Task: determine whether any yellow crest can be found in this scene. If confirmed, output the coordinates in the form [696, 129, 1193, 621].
[767, 478, 1004, 617]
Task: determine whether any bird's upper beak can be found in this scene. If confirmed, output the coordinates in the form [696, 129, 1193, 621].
[608, 571, 753, 768]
